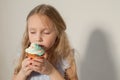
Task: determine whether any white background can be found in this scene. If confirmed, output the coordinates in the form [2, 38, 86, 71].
[0, 0, 120, 80]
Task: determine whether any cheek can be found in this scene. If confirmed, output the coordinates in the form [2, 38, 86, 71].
[28, 34, 35, 43]
[44, 36, 57, 48]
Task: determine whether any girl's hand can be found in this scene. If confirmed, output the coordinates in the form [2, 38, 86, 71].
[32, 54, 54, 75]
[19, 58, 33, 78]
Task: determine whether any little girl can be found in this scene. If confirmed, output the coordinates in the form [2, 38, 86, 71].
[13, 4, 78, 80]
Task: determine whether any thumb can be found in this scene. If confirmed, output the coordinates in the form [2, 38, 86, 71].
[41, 53, 48, 59]
[44, 53, 48, 59]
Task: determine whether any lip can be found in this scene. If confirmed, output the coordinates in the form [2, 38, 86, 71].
[38, 45, 45, 50]
[34, 43, 46, 51]
[38, 44, 43, 47]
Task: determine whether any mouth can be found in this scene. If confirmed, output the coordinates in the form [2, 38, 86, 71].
[38, 45, 45, 50]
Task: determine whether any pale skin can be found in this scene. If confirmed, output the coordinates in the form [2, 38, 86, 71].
[13, 14, 78, 80]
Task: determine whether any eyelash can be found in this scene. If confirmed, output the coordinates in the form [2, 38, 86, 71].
[30, 32, 36, 34]
[30, 31, 50, 35]
[43, 32, 50, 34]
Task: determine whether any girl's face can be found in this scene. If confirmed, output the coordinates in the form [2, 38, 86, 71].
[27, 14, 57, 51]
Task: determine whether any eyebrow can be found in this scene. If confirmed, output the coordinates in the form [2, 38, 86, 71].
[28, 27, 51, 32]
[28, 28, 36, 30]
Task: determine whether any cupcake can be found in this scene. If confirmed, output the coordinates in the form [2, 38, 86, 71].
[25, 43, 45, 59]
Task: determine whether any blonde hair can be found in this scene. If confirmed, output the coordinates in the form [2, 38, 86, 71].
[14, 4, 73, 74]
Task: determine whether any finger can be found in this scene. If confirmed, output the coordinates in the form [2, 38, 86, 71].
[33, 58, 45, 63]
[25, 65, 32, 71]
[22, 58, 32, 68]
[26, 69, 32, 76]
[42, 53, 48, 59]
[23, 65, 33, 76]
[32, 62, 51, 75]
[32, 65, 42, 73]
[32, 60, 44, 67]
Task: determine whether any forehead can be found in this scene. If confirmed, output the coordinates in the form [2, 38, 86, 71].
[27, 14, 54, 30]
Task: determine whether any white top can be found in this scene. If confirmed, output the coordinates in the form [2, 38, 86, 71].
[27, 58, 70, 80]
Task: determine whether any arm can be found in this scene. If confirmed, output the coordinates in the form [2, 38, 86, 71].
[48, 68, 65, 80]
[48, 57, 78, 80]
[48, 59, 78, 80]
[12, 71, 27, 80]
[12, 58, 33, 80]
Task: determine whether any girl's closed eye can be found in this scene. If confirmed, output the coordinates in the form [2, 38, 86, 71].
[29, 29, 36, 34]
[30, 31, 36, 34]
[43, 30, 51, 35]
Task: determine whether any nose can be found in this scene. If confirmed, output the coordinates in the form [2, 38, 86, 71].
[36, 33, 43, 42]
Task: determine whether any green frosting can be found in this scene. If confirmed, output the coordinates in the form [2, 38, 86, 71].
[25, 43, 44, 56]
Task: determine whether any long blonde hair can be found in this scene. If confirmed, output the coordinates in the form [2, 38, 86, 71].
[14, 4, 73, 74]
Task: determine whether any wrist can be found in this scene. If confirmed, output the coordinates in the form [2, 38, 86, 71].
[16, 70, 27, 80]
